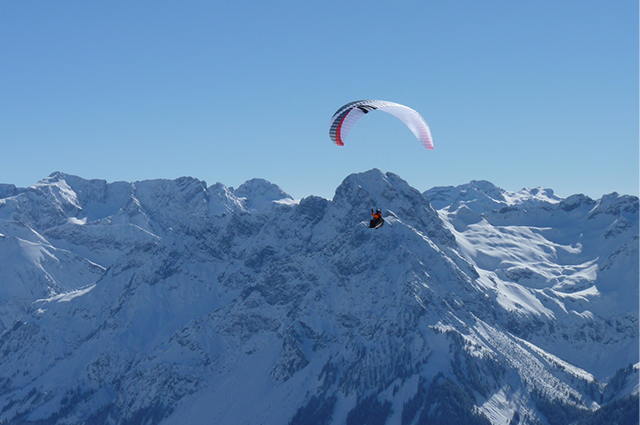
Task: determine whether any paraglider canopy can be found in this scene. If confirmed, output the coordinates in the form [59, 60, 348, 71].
[329, 100, 433, 149]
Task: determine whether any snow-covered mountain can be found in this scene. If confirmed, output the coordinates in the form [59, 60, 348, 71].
[0, 170, 637, 425]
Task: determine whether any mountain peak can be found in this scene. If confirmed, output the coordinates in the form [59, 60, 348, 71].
[0, 184, 22, 199]
[425, 180, 562, 212]
[43, 170, 68, 182]
[589, 191, 639, 219]
[504, 186, 560, 206]
[333, 169, 416, 204]
[233, 178, 293, 211]
[424, 180, 507, 212]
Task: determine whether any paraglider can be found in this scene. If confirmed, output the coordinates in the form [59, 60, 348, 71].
[369, 208, 384, 229]
[329, 100, 432, 230]
[329, 100, 433, 150]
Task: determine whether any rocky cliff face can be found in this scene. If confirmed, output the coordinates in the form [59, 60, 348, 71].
[0, 170, 637, 425]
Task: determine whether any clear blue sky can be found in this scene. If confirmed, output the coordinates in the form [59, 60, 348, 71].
[1, 1, 638, 200]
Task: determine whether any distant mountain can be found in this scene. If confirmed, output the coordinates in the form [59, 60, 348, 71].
[424, 180, 561, 212]
[0, 170, 637, 425]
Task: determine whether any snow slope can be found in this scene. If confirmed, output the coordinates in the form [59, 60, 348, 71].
[0, 170, 636, 425]
[426, 181, 639, 379]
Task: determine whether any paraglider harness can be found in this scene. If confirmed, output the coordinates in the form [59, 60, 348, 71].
[369, 209, 384, 229]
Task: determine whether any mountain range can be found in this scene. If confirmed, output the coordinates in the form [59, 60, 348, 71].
[0, 170, 637, 425]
